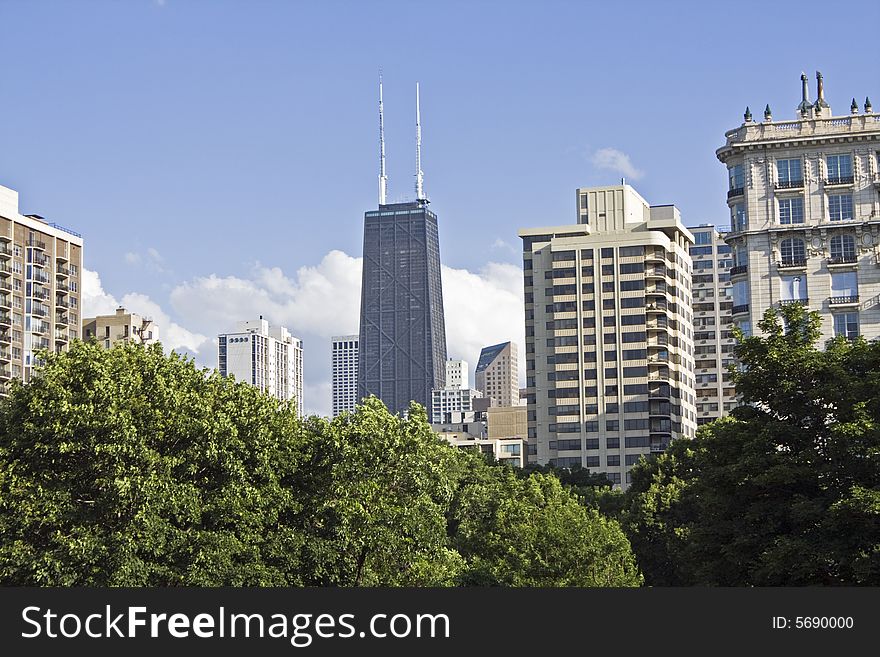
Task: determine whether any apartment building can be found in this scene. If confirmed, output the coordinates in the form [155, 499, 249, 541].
[0, 184, 83, 396]
[519, 184, 696, 488]
[218, 317, 304, 413]
[431, 359, 482, 423]
[688, 225, 737, 424]
[718, 72, 880, 342]
[331, 334, 358, 417]
[83, 307, 158, 348]
[474, 341, 520, 407]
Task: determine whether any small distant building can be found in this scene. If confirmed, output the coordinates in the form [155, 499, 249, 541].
[83, 307, 158, 348]
[475, 341, 521, 407]
[431, 359, 482, 423]
[331, 334, 359, 417]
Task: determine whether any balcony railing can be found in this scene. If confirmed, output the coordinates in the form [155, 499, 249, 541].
[0, 245, 11, 257]
[729, 264, 748, 276]
[57, 265, 71, 277]
[29, 239, 46, 251]
[829, 295, 859, 305]
[827, 255, 857, 266]
[731, 304, 750, 315]
[775, 179, 804, 190]
[727, 187, 744, 199]
[0, 331, 10, 343]
[0, 313, 11, 326]
[56, 299, 70, 309]
[779, 298, 808, 306]
[826, 175, 854, 186]
[778, 258, 807, 269]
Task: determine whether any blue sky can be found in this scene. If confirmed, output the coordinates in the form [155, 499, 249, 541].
[1, 0, 877, 414]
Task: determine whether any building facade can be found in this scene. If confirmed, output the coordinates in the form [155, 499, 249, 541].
[218, 318, 304, 413]
[0, 184, 83, 396]
[717, 72, 880, 342]
[430, 359, 482, 423]
[83, 307, 158, 348]
[688, 224, 737, 424]
[519, 184, 697, 488]
[474, 341, 520, 407]
[358, 200, 447, 415]
[331, 334, 358, 417]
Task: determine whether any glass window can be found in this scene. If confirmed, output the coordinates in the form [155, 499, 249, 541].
[689, 246, 713, 256]
[732, 280, 750, 306]
[833, 313, 859, 339]
[778, 197, 805, 224]
[732, 204, 746, 232]
[826, 154, 853, 182]
[780, 238, 806, 265]
[694, 231, 713, 246]
[829, 235, 856, 260]
[831, 271, 858, 298]
[828, 194, 853, 221]
[776, 158, 803, 186]
[780, 275, 807, 301]
[728, 164, 744, 191]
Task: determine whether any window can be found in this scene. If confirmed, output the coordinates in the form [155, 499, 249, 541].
[732, 280, 749, 307]
[776, 158, 802, 186]
[826, 154, 852, 183]
[831, 271, 858, 300]
[829, 234, 856, 260]
[780, 237, 805, 265]
[778, 197, 804, 224]
[607, 455, 621, 467]
[828, 194, 853, 221]
[606, 420, 619, 432]
[733, 204, 746, 232]
[619, 246, 644, 257]
[780, 275, 807, 301]
[833, 313, 859, 339]
[694, 231, 713, 245]
[728, 164, 744, 191]
[689, 246, 713, 256]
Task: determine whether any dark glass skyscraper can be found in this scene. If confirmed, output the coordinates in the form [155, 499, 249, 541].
[358, 199, 447, 415]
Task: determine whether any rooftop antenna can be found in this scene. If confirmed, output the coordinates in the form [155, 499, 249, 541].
[415, 82, 425, 201]
[378, 72, 387, 205]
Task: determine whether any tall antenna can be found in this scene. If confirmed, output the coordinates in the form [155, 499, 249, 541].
[415, 82, 425, 200]
[378, 72, 387, 205]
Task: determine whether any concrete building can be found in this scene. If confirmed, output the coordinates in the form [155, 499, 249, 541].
[430, 359, 482, 423]
[0, 184, 83, 396]
[519, 184, 697, 488]
[474, 341, 520, 407]
[688, 225, 738, 424]
[331, 334, 358, 417]
[83, 307, 158, 348]
[717, 72, 880, 342]
[218, 317, 304, 414]
[487, 404, 529, 465]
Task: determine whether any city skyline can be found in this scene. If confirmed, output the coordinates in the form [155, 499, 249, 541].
[1, 1, 877, 415]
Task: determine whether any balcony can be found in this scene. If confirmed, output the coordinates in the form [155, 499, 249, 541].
[33, 254, 50, 268]
[0, 262, 12, 275]
[32, 305, 48, 318]
[29, 239, 46, 251]
[56, 265, 71, 278]
[827, 255, 858, 267]
[727, 187, 744, 200]
[779, 298, 808, 306]
[34, 339, 50, 350]
[0, 281, 11, 293]
[731, 304, 750, 315]
[645, 251, 666, 264]
[775, 179, 804, 190]
[30, 288, 49, 301]
[825, 175, 854, 186]
[56, 251, 69, 263]
[0, 367, 10, 381]
[777, 258, 807, 270]
[33, 272, 50, 284]
[829, 295, 859, 306]
[55, 313, 69, 326]
[0, 331, 9, 343]
[645, 266, 666, 278]
[729, 264, 748, 276]
[0, 313, 10, 327]
[56, 299, 70, 309]
[645, 302, 668, 313]
[0, 296, 9, 310]
[56, 281, 70, 293]
[0, 244, 11, 258]
[55, 330, 68, 342]
[0, 347, 9, 361]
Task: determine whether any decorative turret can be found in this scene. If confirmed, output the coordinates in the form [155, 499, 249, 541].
[851, 98, 859, 114]
[764, 104, 772, 121]
[744, 106, 753, 123]
[866, 97, 873, 114]
[797, 72, 812, 117]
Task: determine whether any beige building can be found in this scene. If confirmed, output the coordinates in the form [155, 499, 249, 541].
[83, 307, 158, 348]
[688, 224, 737, 425]
[717, 72, 880, 342]
[0, 184, 83, 396]
[474, 341, 520, 407]
[519, 184, 697, 488]
[486, 404, 529, 465]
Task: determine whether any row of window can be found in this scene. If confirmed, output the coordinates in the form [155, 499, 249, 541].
[729, 154, 859, 191]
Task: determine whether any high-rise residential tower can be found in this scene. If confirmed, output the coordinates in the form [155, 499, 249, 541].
[0, 184, 83, 396]
[331, 334, 359, 417]
[358, 79, 447, 414]
[688, 224, 737, 424]
[520, 184, 697, 488]
[474, 341, 520, 407]
[718, 72, 880, 342]
[218, 318, 304, 414]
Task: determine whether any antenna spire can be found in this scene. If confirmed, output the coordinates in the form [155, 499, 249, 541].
[378, 72, 387, 206]
[415, 82, 425, 200]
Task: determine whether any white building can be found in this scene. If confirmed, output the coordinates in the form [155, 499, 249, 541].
[520, 184, 697, 488]
[430, 359, 482, 423]
[717, 72, 880, 342]
[444, 358, 468, 389]
[331, 334, 358, 417]
[218, 317, 304, 414]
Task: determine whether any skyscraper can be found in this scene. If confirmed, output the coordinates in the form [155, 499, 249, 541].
[357, 79, 447, 415]
[218, 317, 304, 414]
[331, 334, 358, 417]
[520, 184, 696, 488]
[0, 184, 83, 397]
[718, 72, 880, 342]
[474, 341, 520, 407]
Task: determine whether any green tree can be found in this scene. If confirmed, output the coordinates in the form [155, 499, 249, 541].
[622, 305, 880, 585]
[0, 341, 303, 586]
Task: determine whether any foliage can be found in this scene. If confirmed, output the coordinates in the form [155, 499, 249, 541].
[622, 305, 880, 585]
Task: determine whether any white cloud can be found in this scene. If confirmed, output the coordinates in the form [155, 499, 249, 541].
[490, 237, 518, 255]
[82, 269, 122, 317]
[124, 252, 141, 266]
[591, 147, 644, 180]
